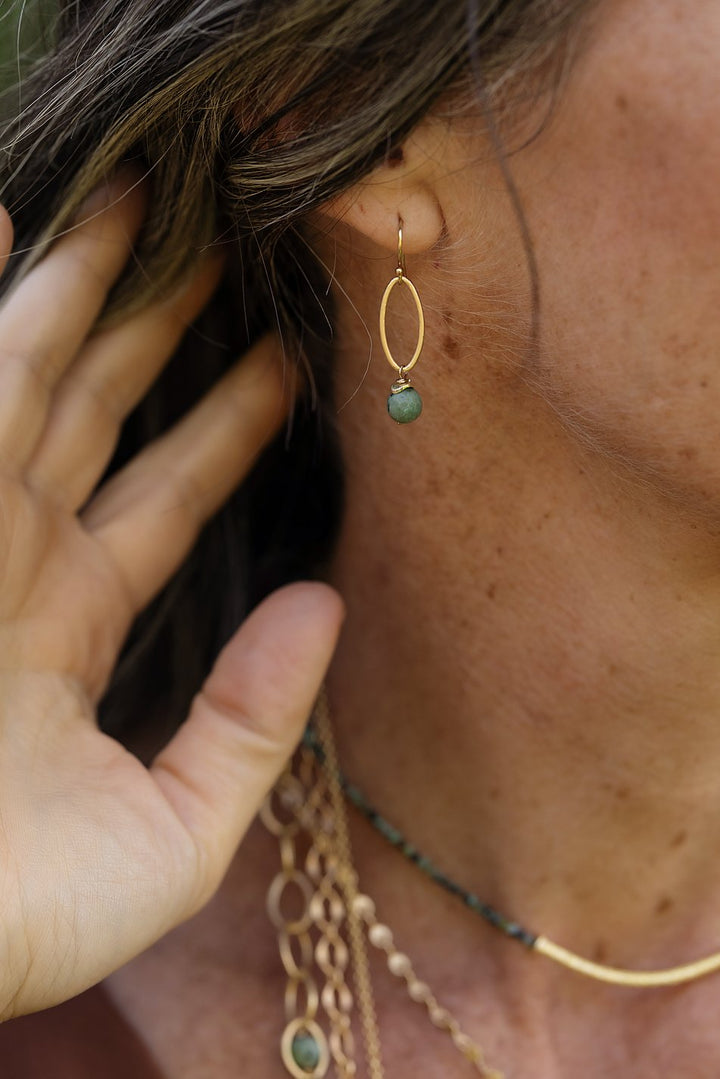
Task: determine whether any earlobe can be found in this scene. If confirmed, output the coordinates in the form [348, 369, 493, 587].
[317, 127, 446, 257]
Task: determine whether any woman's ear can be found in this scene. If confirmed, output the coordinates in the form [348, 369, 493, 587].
[315, 122, 447, 257]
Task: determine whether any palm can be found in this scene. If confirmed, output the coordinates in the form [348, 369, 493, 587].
[0, 179, 342, 1020]
[0, 666, 195, 1018]
[0, 475, 134, 693]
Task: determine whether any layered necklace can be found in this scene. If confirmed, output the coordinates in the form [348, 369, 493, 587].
[261, 688, 720, 1078]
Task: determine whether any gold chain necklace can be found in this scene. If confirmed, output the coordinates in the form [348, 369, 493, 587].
[262, 687, 505, 1078]
[262, 686, 720, 1077]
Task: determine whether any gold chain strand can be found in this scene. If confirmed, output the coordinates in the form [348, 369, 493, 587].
[286, 749, 358, 1077]
[301, 749, 358, 1077]
[312, 689, 386, 1079]
[262, 781, 331, 1079]
[352, 892, 505, 1079]
[273, 717, 508, 1078]
[292, 747, 360, 1075]
[274, 758, 359, 1079]
[311, 694, 504, 1078]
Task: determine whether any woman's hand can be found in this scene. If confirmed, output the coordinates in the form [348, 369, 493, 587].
[0, 175, 343, 1019]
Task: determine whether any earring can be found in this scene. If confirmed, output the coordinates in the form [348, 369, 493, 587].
[379, 217, 424, 424]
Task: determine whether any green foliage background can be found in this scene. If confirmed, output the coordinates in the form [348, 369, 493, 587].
[0, 0, 54, 101]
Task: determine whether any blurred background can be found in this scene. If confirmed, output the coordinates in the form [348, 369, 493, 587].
[0, 0, 53, 100]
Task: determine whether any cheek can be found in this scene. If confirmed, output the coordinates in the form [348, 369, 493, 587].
[512, 0, 720, 494]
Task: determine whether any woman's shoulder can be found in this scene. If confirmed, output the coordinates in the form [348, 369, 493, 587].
[0, 983, 165, 1079]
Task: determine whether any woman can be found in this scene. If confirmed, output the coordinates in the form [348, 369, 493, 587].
[0, 0, 716, 1074]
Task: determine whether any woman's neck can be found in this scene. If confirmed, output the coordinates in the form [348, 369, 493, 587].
[326, 340, 720, 992]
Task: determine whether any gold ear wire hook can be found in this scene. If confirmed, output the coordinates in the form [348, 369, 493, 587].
[397, 217, 406, 276]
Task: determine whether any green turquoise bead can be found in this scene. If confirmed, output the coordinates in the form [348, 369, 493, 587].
[387, 385, 422, 423]
[291, 1031, 321, 1072]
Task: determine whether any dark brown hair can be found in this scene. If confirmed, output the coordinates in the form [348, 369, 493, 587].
[0, 0, 590, 740]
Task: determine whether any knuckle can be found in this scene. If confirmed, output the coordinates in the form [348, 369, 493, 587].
[72, 371, 124, 426]
[0, 345, 55, 390]
[162, 465, 210, 530]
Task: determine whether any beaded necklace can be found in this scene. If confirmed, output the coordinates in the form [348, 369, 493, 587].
[304, 725, 720, 989]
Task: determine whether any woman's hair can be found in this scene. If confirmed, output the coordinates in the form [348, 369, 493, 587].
[0, 0, 590, 740]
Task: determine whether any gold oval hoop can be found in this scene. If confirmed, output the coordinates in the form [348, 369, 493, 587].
[284, 972, 320, 1021]
[309, 888, 345, 928]
[280, 1018, 330, 1079]
[279, 930, 314, 978]
[379, 273, 425, 375]
[259, 777, 304, 837]
[267, 870, 314, 935]
[315, 934, 349, 974]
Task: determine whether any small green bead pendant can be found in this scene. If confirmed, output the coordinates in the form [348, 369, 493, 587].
[281, 1019, 328, 1078]
[291, 1031, 321, 1073]
[387, 383, 422, 424]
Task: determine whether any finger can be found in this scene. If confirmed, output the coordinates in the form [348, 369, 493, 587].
[0, 174, 145, 471]
[0, 206, 13, 279]
[151, 581, 345, 911]
[81, 335, 292, 611]
[24, 254, 224, 511]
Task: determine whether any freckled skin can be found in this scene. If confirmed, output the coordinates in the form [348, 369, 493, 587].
[318, 3, 720, 1075]
[443, 333, 459, 358]
[104, 4, 720, 1078]
[506, 0, 720, 508]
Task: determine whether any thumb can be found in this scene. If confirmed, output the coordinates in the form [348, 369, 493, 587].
[150, 581, 344, 912]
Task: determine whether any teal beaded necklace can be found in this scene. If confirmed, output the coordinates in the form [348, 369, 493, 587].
[303, 725, 537, 951]
[303, 722, 720, 988]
